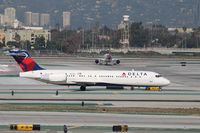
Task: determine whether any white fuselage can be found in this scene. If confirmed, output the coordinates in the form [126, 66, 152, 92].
[19, 70, 170, 87]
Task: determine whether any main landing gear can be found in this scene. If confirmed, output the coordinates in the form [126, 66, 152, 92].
[80, 86, 86, 91]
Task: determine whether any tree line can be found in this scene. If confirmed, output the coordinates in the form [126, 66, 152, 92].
[2, 22, 200, 53]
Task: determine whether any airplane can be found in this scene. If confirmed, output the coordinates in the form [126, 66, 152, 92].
[95, 53, 120, 65]
[0, 64, 9, 72]
[8, 49, 170, 91]
[0, 64, 18, 73]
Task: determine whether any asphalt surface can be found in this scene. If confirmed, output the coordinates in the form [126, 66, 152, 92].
[0, 57, 200, 108]
[0, 56, 200, 132]
[1, 111, 200, 129]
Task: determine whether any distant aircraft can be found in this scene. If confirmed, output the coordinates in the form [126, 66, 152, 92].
[0, 47, 10, 51]
[0, 65, 9, 72]
[8, 50, 170, 91]
[95, 53, 120, 65]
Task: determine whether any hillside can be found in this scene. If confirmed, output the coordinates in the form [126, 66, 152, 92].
[0, 0, 198, 28]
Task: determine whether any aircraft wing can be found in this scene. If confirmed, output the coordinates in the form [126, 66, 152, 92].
[95, 58, 106, 64]
[112, 58, 120, 65]
[71, 79, 111, 86]
[72, 80, 125, 86]
[95, 56, 120, 65]
[100, 58, 106, 61]
[71, 81, 97, 86]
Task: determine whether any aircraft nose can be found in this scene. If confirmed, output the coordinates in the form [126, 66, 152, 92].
[163, 78, 170, 86]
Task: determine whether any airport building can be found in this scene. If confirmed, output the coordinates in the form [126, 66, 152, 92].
[63, 11, 71, 28]
[168, 28, 194, 34]
[4, 7, 16, 27]
[2, 28, 51, 46]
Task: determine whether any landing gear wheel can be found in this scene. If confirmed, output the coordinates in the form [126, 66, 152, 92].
[131, 86, 134, 90]
[80, 86, 86, 91]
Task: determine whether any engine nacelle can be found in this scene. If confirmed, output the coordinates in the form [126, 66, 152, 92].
[116, 60, 120, 64]
[41, 73, 66, 82]
[95, 59, 99, 64]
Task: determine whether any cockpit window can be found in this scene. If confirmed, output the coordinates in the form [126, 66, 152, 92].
[155, 75, 162, 78]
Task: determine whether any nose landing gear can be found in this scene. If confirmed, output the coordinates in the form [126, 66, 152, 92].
[80, 86, 86, 91]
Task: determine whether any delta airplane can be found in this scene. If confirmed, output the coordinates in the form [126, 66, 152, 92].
[9, 50, 170, 91]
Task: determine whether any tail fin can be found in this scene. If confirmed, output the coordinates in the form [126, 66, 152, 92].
[9, 50, 44, 72]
